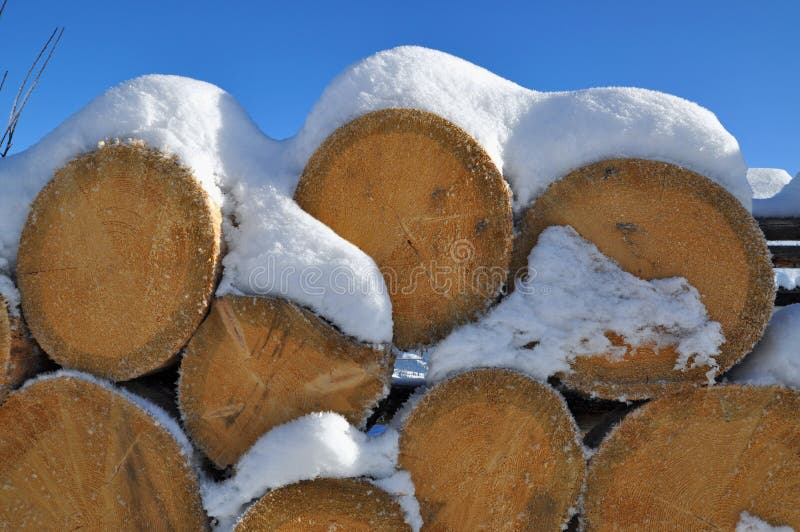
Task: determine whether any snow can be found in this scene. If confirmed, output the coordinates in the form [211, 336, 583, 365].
[753, 171, 800, 217]
[21, 369, 196, 462]
[728, 304, 800, 390]
[215, 185, 392, 343]
[736, 512, 794, 532]
[775, 269, 800, 291]
[300, 46, 750, 212]
[202, 412, 400, 528]
[0, 46, 751, 342]
[747, 168, 793, 199]
[372, 471, 423, 532]
[427, 226, 724, 384]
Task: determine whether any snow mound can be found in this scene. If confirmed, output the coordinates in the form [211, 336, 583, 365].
[427, 226, 724, 384]
[202, 412, 399, 527]
[0, 75, 392, 344]
[736, 512, 794, 532]
[297, 46, 750, 212]
[747, 168, 793, 199]
[754, 172, 800, 217]
[728, 304, 800, 390]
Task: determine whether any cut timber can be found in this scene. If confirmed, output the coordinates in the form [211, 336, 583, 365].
[235, 478, 409, 531]
[295, 109, 513, 349]
[399, 369, 585, 530]
[0, 375, 206, 529]
[512, 159, 774, 399]
[179, 295, 392, 468]
[584, 386, 800, 530]
[0, 296, 44, 403]
[17, 142, 222, 381]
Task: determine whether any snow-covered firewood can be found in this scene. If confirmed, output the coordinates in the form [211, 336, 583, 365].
[0, 373, 206, 529]
[294, 108, 514, 350]
[234, 478, 409, 531]
[512, 158, 774, 399]
[398, 369, 585, 530]
[584, 385, 800, 530]
[178, 295, 392, 468]
[16, 142, 223, 381]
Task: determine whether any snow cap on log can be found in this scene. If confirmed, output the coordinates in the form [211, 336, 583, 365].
[296, 46, 750, 212]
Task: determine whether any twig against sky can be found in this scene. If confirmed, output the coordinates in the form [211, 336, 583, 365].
[0, 0, 64, 157]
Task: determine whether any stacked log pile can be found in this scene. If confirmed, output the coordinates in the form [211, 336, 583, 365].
[0, 107, 794, 531]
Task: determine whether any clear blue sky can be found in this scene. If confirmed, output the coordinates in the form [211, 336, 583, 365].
[1, 1, 798, 175]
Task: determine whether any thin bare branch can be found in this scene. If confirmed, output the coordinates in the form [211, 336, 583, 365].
[1, 26, 64, 157]
[0, 71, 7, 95]
[7, 26, 59, 126]
[0, 0, 8, 19]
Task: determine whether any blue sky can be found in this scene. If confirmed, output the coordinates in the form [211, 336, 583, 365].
[1, 1, 797, 175]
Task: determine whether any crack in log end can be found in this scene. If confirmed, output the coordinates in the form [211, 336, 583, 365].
[202, 403, 246, 423]
[105, 431, 144, 487]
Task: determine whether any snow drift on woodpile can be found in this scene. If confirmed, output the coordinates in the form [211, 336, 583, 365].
[0, 45, 751, 345]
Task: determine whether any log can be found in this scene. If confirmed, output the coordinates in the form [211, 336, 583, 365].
[512, 159, 775, 399]
[0, 295, 45, 403]
[179, 295, 393, 468]
[583, 385, 800, 530]
[17, 142, 223, 381]
[757, 216, 800, 241]
[295, 109, 513, 349]
[399, 369, 585, 530]
[0, 375, 206, 529]
[235, 478, 409, 531]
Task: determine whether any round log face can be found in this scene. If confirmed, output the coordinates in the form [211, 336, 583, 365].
[294, 109, 513, 349]
[399, 369, 585, 531]
[235, 478, 409, 531]
[17, 143, 222, 381]
[584, 386, 800, 530]
[0, 376, 206, 529]
[179, 295, 392, 468]
[512, 159, 774, 399]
